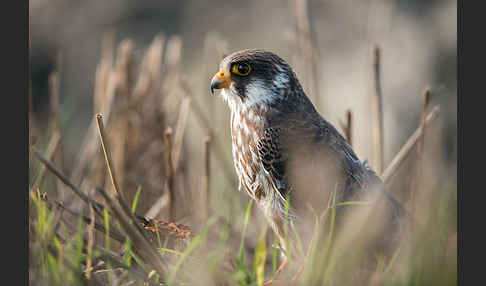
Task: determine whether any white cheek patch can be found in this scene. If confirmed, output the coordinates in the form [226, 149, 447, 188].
[221, 76, 290, 113]
[243, 80, 279, 112]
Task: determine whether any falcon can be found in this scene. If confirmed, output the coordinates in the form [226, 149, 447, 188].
[210, 49, 402, 263]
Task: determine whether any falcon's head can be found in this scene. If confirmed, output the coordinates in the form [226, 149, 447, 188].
[210, 49, 304, 112]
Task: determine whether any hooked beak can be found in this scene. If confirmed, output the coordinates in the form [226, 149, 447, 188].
[210, 69, 231, 95]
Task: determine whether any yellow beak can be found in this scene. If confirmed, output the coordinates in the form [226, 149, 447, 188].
[210, 69, 231, 95]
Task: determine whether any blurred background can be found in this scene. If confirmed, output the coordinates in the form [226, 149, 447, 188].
[29, 0, 456, 284]
[30, 0, 456, 166]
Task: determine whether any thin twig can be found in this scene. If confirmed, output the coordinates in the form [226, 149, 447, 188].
[416, 88, 432, 161]
[31, 147, 105, 217]
[409, 87, 432, 231]
[96, 113, 126, 202]
[382, 105, 440, 185]
[164, 127, 176, 221]
[96, 113, 155, 237]
[371, 45, 384, 175]
[47, 197, 127, 243]
[96, 113, 168, 276]
[172, 80, 193, 210]
[96, 188, 168, 277]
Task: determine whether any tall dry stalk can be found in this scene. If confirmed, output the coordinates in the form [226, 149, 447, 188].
[96, 113, 170, 277]
[371, 45, 384, 175]
[145, 74, 192, 220]
[382, 106, 440, 185]
[409, 87, 432, 230]
[103, 39, 136, 194]
[172, 93, 192, 173]
[71, 32, 117, 188]
[291, 0, 320, 107]
[163, 127, 176, 222]
[96, 113, 127, 203]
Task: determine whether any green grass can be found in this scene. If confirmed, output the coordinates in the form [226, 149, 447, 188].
[29, 179, 457, 286]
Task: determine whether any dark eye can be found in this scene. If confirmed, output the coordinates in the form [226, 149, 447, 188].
[231, 63, 251, 76]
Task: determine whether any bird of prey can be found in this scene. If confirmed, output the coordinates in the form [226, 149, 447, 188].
[210, 49, 402, 263]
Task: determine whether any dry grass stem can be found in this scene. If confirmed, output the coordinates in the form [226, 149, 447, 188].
[48, 72, 60, 131]
[46, 196, 126, 243]
[96, 113, 153, 255]
[31, 147, 105, 217]
[96, 188, 168, 277]
[416, 87, 432, 159]
[101, 31, 115, 69]
[371, 45, 384, 175]
[133, 34, 165, 100]
[96, 113, 126, 202]
[172, 94, 192, 172]
[71, 71, 117, 186]
[164, 127, 176, 221]
[104, 40, 135, 192]
[292, 0, 320, 106]
[382, 105, 440, 185]
[146, 126, 176, 220]
[145, 194, 170, 219]
[409, 86, 432, 229]
[71, 39, 133, 187]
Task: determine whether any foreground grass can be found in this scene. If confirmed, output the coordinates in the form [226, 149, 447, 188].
[29, 178, 456, 286]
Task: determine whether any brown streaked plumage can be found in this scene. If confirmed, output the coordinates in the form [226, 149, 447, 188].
[210, 49, 404, 261]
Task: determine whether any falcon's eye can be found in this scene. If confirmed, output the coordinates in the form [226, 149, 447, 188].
[231, 63, 251, 76]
